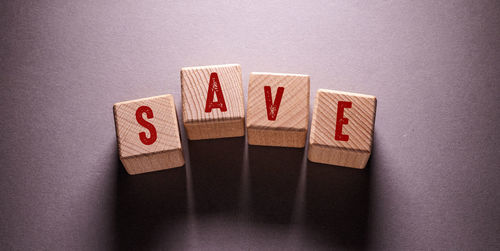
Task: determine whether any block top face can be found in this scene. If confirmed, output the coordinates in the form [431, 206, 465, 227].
[247, 72, 310, 131]
[113, 94, 181, 159]
[310, 89, 377, 152]
[181, 64, 244, 123]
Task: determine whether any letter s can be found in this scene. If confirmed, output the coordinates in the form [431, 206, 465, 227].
[136, 106, 157, 145]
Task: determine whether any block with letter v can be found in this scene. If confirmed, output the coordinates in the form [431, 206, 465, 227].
[247, 72, 310, 147]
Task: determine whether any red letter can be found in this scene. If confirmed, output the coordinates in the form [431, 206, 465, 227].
[136, 106, 157, 145]
[264, 86, 285, 121]
[335, 101, 352, 141]
[205, 72, 227, 112]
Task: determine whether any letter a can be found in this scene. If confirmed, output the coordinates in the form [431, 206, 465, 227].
[264, 86, 285, 121]
[205, 72, 227, 112]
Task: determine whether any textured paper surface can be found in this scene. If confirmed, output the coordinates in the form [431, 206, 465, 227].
[1, 1, 499, 250]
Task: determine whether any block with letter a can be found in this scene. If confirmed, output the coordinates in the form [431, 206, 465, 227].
[181, 64, 245, 140]
[113, 94, 184, 175]
[247, 72, 310, 147]
[308, 89, 377, 169]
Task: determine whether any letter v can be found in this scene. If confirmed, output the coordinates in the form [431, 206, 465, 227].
[264, 86, 285, 121]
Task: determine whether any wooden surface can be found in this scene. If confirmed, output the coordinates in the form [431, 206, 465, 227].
[308, 89, 377, 169]
[181, 64, 245, 140]
[113, 94, 184, 174]
[247, 72, 309, 147]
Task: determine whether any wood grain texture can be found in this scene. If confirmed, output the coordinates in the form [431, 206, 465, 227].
[246, 72, 309, 147]
[181, 64, 245, 140]
[308, 89, 377, 169]
[113, 94, 184, 174]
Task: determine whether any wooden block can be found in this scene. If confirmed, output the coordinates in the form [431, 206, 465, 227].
[181, 64, 245, 140]
[113, 94, 184, 175]
[246, 72, 310, 147]
[308, 89, 377, 169]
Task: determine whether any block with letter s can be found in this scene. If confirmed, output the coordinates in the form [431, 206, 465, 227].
[113, 94, 184, 175]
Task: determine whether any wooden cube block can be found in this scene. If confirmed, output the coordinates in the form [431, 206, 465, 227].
[181, 64, 245, 140]
[308, 89, 377, 169]
[113, 94, 185, 175]
[246, 72, 310, 147]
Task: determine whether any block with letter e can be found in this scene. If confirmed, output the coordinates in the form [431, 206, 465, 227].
[181, 64, 245, 140]
[113, 94, 184, 175]
[247, 72, 310, 147]
[308, 89, 377, 169]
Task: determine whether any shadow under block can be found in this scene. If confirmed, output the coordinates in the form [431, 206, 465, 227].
[246, 72, 310, 147]
[308, 89, 377, 169]
[181, 64, 245, 140]
[113, 94, 185, 175]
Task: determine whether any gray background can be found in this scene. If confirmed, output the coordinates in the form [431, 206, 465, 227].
[1, 0, 499, 250]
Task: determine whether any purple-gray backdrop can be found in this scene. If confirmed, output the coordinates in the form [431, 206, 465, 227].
[1, 0, 499, 250]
